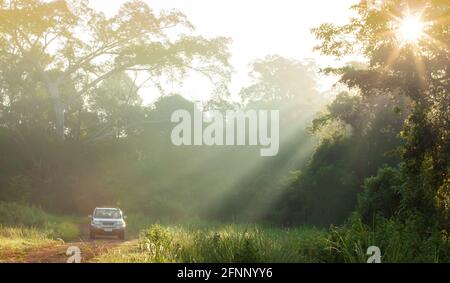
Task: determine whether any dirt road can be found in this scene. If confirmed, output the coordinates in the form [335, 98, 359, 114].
[10, 224, 135, 263]
[24, 239, 123, 263]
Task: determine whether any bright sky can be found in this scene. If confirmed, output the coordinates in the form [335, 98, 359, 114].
[89, 0, 359, 104]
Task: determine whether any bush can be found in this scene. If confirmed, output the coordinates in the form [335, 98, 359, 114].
[0, 175, 32, 204]
[0, 202, 80, 241]
[324, 213, 450, 263]
[138, 224, 181, 262]
[191, 226, 265, 263]
[358, 166, 403, 221]
[50, 221, 80, 240]
[0, 202, 48, 227]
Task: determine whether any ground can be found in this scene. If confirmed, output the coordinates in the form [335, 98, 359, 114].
[0, 224, 135, 263]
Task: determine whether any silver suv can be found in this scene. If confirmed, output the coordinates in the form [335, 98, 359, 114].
[89, 207, 126, 240]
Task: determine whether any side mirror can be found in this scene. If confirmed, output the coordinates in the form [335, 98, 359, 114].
[88, 215, 92, 219]
[123, 215, 127, 219]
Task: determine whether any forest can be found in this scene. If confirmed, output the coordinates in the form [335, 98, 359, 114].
[0, 0, 448, 263]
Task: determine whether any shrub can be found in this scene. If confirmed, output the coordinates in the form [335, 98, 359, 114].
[49, 221, 80, 240]
[324, 212, 450, 263]
[138, 224, 181, 262]
[0, 202, 48, 227]
[191, 226, 266, 263]
[0, 202, 80, 241]
[1, 175, 32, 204]
[358, 166, 403, 221]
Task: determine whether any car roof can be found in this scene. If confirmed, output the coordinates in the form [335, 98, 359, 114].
[95, 207, 121, 210]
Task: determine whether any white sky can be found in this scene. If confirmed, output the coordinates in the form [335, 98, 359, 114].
[89, 0, 359, 104]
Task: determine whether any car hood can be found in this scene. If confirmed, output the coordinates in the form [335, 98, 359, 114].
[92, 218, 123, 221]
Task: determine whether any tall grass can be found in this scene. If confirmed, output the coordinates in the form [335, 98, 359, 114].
[326, 213, 450, 263]
[0, 226, 57, 262]
[2, 202, 447, 263]
[96, 223, 331, 263]
[97, 215, 450, 263]
[0, 202, 80, 241]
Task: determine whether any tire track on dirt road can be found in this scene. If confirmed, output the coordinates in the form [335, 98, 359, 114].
[24, 224, 135, 263]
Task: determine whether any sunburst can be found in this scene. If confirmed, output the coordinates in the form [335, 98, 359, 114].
[396, 13, 426, 44]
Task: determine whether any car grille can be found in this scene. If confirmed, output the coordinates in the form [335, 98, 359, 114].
[102, 221, 115, 226]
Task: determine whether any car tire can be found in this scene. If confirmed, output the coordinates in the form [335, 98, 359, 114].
[118, 231, 125, 240]
[90, 231, 96, 240]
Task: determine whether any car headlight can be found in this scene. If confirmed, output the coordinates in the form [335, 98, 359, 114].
[92, 220, 102, 225]
[115, 221, 125, 227]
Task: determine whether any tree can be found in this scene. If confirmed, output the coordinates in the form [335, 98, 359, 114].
[238, 55, 327, 165]
[274, 91, 409, 226]
[0, 0, 231, 142]
[86, 73, 144, 142]
[358, 165, 403, 220]
[239, 55, 324, 107]
[312, 0, 449, 226]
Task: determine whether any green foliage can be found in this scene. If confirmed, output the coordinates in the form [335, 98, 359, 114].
[0, 202, 48, 227]
[138, 224, 180, 262]
[0, 175, 32, 204]
[0, 0, 447, 264]
[190, 226, 265, 263]
[0, 202, 80, 241]
[312, 0, 449, 229]
[274, 92, 409, 226]
[358, 165, 403, 220]
[105, 219, 450, 263]
[0, 0, 232, 142]
[103, 223, 330, 263]
[49, 221, 80, 241]
[239, 55, 324, 107]
[327, 213, 450, 263]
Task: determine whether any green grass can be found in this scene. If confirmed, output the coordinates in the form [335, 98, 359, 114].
[1, 202, 448, 263]
[0, 202, 81, 241]
[0, 202, 82, 262]
[95, 223, 331, 263]
[0, 226, 57, 262]
[96, 215, 450, 263]
[326, 213, 450, 263]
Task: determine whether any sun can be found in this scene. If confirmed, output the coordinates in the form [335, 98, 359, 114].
[396, 14, 425, 44]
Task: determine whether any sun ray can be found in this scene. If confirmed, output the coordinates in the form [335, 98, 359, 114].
[396, 13, 425, 44]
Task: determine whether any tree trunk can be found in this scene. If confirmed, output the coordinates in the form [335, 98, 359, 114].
[54, 100, 65, 142]
[36, 66, 65, 143]
[47, 83, 65, 143]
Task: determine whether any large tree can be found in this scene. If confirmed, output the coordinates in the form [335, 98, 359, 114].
[312, 0, 449, 226]
[0, 0, 231, 142]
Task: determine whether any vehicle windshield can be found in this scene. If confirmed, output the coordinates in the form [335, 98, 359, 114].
[94, 209, 122, 219]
